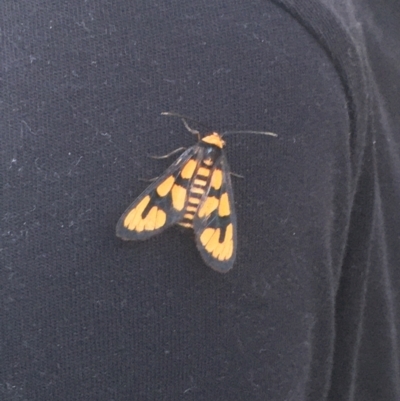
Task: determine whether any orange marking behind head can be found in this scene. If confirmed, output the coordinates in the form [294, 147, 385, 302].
[201, 132, 225, 148]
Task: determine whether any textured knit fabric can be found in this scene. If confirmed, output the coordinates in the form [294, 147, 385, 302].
[2, 1, 399, 400]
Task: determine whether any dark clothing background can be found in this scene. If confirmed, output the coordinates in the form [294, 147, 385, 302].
[2, 1, 399, 400]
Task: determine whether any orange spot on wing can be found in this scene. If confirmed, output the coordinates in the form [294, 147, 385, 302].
[225, 223, 233, 241]
[156, 176, 175, 197]
[226, 241, 233, 259]
[144, 206, 157, 230]
[204, 228, 221, 253]
[172, 185, 186, 211]
[155, 209, 166, 229]
[212, 241, 225, 258]
[181, 159, 197, 179]
[199, 222, 234, 261]
[123, 195, 151, 230]
[218, 193, 230, 217]
[198, 196, 218, 218]
[135, 216, 146, 232]
[220, 240, 233, 260]
[220, 224, 234, 260]
[200, 228, 215, 247]
[211, 169, 222, 190]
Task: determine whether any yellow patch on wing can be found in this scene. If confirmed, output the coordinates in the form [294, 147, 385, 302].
[199, 224, 233, 261]
[123, 196, 167, 232]
[156, 176, 175, 197]
[135, 216, 146, 232]
[198, 196, 218, 218]
[211, 169, 222, 190]
[219, 224, 233, 260]
[144, 206, 158, 230]
[181, 159, 197, 179]
[155, 209, 166, 229]
[218, 193, 230, 217]
[171, 184, 186, 211]
[200, 228, 214, 246]
[123, 195, 151, 230]
[204, 228, 221, 251]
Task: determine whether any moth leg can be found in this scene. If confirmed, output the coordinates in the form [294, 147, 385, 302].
[161, 111, 202, 140]
[182, 119, 201, 141]
[148, 147, 187, 159]
[139, 176, 159, 183]
[230, 171, 244, 179]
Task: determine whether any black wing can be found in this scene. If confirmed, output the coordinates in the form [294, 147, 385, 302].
[193, 153, 237, 272]
[116, 146, 201, 240]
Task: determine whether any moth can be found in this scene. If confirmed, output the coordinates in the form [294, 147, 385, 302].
[116, 113, 276, 273]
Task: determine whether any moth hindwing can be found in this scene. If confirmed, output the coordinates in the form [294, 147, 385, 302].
[116, 132, 236, 273]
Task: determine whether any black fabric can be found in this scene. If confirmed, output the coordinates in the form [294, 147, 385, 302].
[1, 1, 399, 400]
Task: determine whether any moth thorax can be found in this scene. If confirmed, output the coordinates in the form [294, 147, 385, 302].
[203, 157, 213, 167]
[201, 145, 221, 167]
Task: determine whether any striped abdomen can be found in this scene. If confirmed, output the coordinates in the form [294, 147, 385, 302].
[178, 165, 211, 228]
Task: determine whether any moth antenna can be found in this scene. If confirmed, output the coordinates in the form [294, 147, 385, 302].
[221, 130, 277, 137]
[161, 112, 277, 138]
[161, 112, 210, 132]
[181, 119, 200, 138]
[161, 111, 197, 121]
